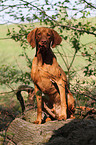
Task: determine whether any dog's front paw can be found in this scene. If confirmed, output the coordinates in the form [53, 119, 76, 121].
[45, 117, 51, 122]
[57, 115, 67, 121]
[34, 119, 42, 124]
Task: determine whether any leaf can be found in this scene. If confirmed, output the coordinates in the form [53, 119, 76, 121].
[64, 36, 68, 40]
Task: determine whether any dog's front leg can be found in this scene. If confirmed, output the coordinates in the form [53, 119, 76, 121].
[34, 85, 42, 124]
[57, 79, 67, 120]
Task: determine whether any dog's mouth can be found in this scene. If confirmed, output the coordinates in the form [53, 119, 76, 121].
[38, 44, 47, 53]
[39, 44, 46, 49]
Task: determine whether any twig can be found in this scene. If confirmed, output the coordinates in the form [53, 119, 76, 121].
[55, 47, 68, 69]
[59, 24, 96, 36]
[83, 109, 96, 119]
[0, 90, 17, 95]
[82, 0, 96, 9]
[44, 102, 55, 118]
[1, 0, 96, 36]
[73, 88, 96, 101]
[69, 51, 77, 71]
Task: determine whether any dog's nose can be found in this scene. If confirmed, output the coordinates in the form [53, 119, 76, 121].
[41, 39, 47, 44]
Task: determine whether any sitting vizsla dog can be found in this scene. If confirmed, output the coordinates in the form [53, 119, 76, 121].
[27, 27, 75, 124]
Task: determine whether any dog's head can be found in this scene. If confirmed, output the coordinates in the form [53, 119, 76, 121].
[27, 27, 62, 53]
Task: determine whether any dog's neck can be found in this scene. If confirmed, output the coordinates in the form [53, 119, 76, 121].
[35, 47, 56, 65]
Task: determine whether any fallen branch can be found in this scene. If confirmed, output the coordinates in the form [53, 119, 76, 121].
[16, 85, 35, 112]
[44, 102, 55, 119]
[83, 109, 96, 119]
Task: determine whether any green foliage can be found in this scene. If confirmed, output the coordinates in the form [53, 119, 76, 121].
[0, 64, 31, 86]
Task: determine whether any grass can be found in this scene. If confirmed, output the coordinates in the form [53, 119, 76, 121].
[0, 25, 22, 65]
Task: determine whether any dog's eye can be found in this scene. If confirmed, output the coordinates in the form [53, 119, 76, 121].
[38, 32, 41, 36]
[47, 33, 51, 37]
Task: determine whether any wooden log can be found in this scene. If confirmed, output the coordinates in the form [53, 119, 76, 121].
[6, 118, 71, 145]
[6, 117, 96, 145]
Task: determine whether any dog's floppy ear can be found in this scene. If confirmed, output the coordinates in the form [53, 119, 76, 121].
[51, 29, 62, 48]
[27, 28, 37, 48]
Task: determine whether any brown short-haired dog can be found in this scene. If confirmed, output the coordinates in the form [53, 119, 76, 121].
[27, 27, 75, 124]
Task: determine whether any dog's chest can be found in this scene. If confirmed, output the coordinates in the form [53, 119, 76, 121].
[31, 62, 60, 94]
[32, 64, 54, 81]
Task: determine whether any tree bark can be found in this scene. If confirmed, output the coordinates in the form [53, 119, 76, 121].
[6, 118, 71, 145]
